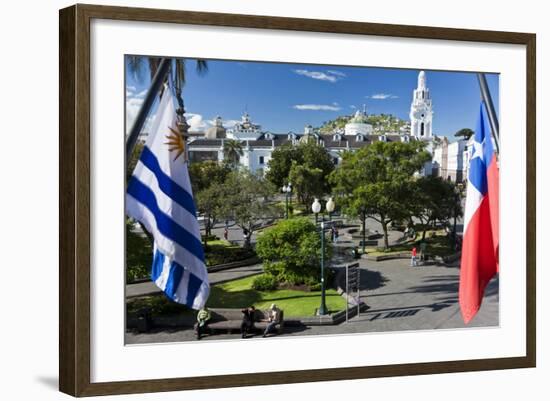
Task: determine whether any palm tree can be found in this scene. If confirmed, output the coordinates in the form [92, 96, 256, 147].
[127, 56, 208, 89]
[223, 140, 244, 169]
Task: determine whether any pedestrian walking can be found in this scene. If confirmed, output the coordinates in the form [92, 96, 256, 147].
[411, 246, 418, 267]
[223, 227, 228, 241]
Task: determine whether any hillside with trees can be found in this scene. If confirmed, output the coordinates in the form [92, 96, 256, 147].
[317, 113, 408, 134]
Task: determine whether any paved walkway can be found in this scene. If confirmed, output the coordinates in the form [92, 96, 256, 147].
[126, 257, 498, 344]
[126, 264, 263, 298]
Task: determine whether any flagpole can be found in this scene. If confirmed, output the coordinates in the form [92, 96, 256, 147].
[126, 58, 171, 161]
[476, 73, 500, 155]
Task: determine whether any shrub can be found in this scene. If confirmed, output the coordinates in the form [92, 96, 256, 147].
[256, 218, 332, 286]
[126, 219, 153, 282]
[252, 274, 278, 291]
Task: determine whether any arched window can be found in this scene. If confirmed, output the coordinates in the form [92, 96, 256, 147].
[420, 122, 425, 136]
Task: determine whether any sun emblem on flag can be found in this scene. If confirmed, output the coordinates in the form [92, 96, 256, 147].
[164, 127, 187, 162]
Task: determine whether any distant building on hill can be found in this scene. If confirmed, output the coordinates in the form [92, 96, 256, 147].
[185, 70, 469, 182]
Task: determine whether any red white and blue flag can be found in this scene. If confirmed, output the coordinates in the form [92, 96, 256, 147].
[459, 101, 499, 324]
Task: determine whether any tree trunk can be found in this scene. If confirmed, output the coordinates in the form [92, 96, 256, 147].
[203, 216, 209, 250]
[244, 229, 252, 248]
[381, 221, 390, 249]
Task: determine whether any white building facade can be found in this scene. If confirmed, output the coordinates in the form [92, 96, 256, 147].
[410, 71, 433, 140]
[186, 70, 469, 181]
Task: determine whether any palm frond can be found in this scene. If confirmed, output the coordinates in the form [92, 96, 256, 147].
[195, 59, 208, 76]
[148, 57, 162, 79]
[127, 56, 145, 81]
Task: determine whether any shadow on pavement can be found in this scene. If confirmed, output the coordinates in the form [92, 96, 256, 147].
[359, 269, 390, 291]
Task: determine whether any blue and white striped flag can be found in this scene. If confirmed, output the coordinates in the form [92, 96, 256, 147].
[126, 89, 209, 309]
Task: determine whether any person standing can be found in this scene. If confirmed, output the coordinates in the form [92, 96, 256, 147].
[240, 306, 256, 338]
[411, 246, 418, 267]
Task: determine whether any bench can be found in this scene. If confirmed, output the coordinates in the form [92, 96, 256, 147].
[195, 308, 285, 336]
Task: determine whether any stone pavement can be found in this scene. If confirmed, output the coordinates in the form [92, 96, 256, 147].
[126, 263, 263, 298]
[125, 257, 498, 344]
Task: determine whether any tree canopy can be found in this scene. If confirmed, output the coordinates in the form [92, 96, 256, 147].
[410, 176, 463, 239]
[256, 217, 331, 286]
[454, 128, 474, 139]
[217, 171, 278, 247]
[330, 141, 431, 248]
[266, 141, 334, 205]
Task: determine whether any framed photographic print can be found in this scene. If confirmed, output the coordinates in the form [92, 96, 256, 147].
[59, 3, 536, 397]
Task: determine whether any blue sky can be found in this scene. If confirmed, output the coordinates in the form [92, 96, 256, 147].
[125, 57, 499, 138]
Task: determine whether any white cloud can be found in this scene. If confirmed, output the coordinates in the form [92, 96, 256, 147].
[368, 93, 399, 100]
[185, 113, 208, 131]
[327, 70, 346, 77]
[350, 105, 357, 109]
[185, 114, 241, 131]
[135, 89, 148, 98]
[126, 96, 144, 132]
[125, 85, 151, 132]
[293, 104, 341, 111]
[293, 69, 345, 83]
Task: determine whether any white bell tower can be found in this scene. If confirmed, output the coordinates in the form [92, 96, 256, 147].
[409, 71, 433, 140]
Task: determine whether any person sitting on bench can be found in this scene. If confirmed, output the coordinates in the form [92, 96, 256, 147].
[196, 307, 211, 340]
[262, 304, 281, 337]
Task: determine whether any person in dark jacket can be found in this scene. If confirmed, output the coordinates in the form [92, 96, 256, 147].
[240, 306, 256, 338]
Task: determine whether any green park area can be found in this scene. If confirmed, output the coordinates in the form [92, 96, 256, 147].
[127, 139, 464, 325]
[127, 275, 346, 318]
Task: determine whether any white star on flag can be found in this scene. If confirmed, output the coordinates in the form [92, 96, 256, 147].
[471, 139, 484, 161]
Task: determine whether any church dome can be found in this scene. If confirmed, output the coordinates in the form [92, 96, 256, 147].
[344, 107, 373, 136]
[205, 116, 226, 139]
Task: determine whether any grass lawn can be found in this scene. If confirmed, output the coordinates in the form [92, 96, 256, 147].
[207, 275, 346, 317]
[363, 231, 455, 257]
[204, 239, 256, 266]
[127, 275, 347, 318]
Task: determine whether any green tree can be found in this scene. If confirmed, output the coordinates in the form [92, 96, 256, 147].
[330, 141, 431, 249]
[223, 139, 244, 169]
[188, 161, 231, 248]
[188, 160, 230, 195]
[266, 141, 334, 205]
[126, 219, 153, 282]
[411, 176, 462, 240]
[195, 185, 224, 248]
[265, 144, 298, 188]
[256, 218, 331, 286]
[454, 127, 474, 140]
[218, 171, 278, 247]
[127, 56, 208, 88]
[289, 163, 324, 207]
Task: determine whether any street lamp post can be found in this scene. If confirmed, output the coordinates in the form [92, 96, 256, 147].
[326, 197, 335, 221]
[282, 183, 292, 219]
[312, 198, 321, 224]
[311, 198, 330, 316]
[319, 220, 328, 315]
[282, 185, 288, 219]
